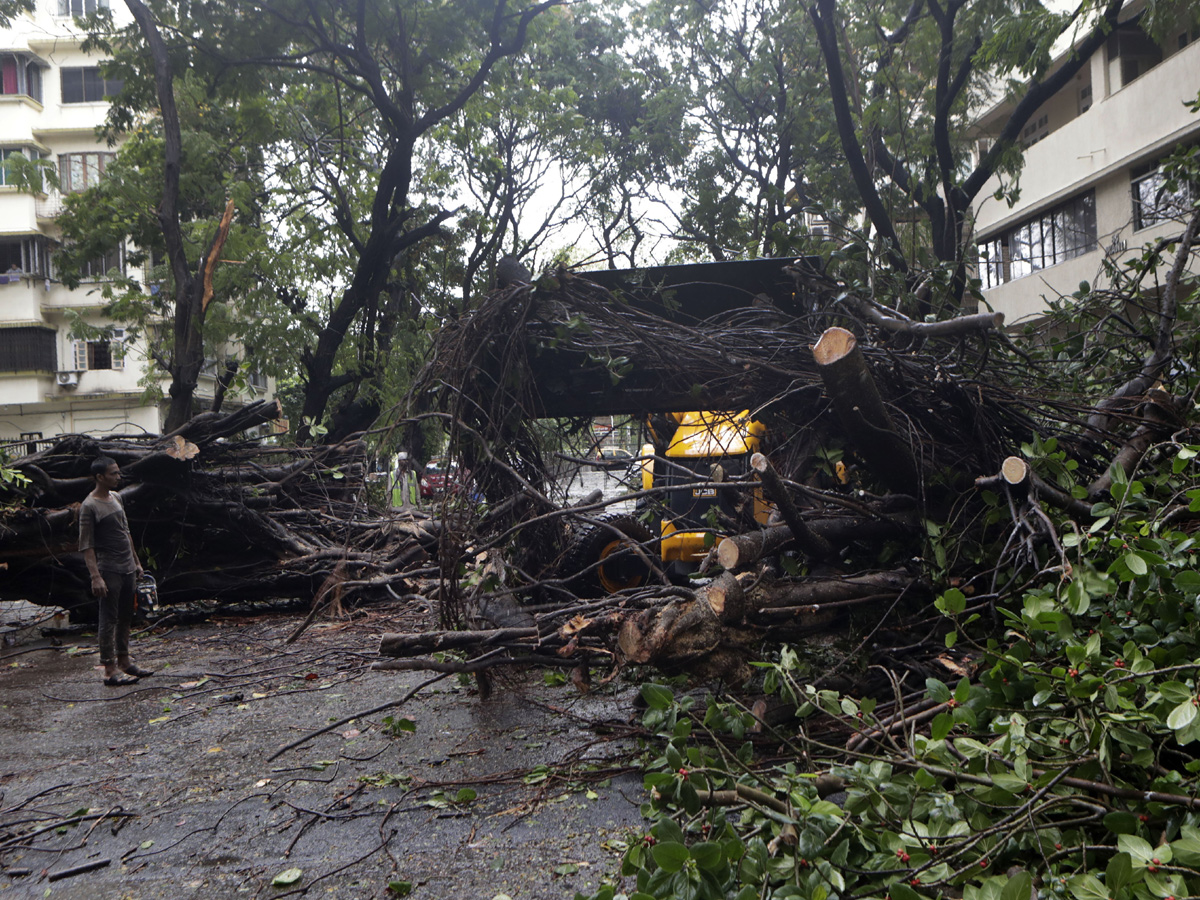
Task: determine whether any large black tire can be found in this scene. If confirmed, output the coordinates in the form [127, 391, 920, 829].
[561, 512, 656, 597]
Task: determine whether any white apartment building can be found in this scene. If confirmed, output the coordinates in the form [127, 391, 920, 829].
[0, 0, 271, 445]
[973, 7, 1200, 323]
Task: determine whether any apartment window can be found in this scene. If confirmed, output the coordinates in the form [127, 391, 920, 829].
[57, 0, 110, 14]
[1, 148, 50, 190]
[0, 149, 25, 187]
[1, 54, 44, 103]
[977, 237, 1005, 291]
[1021, 114, 1050, 148]
[977, 191, 1097, 288]
[58, 152, 115, 192]
[0, 238, 50, 276]
[1132, 158, 1197, 231]
[1108, 24, 1164, 88]
[0, 327, 57, 373]
[72, 328, 125, 371]
[1078, 84, 1092, 115]
[60, 66, 123, 104]
[78, 246, 124, 281]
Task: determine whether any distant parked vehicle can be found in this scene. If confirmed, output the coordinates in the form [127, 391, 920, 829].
[595, 447, 633, 466]
[420, 460, 470, 498]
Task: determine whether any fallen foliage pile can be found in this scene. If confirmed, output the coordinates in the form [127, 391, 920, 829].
[0, 399, 436, 617]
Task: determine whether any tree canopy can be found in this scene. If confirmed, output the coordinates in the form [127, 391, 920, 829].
[55, 0, 1200, 434]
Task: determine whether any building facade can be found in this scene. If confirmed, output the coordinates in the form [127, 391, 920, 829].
[0, 0, 271, 445]
[972, 8, 1200, 323]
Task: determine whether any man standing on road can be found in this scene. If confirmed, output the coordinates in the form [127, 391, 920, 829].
[79, 456, 154, 687]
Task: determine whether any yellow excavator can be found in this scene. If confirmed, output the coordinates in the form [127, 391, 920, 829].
[555, 257, 817, 596]
[565, 409, 773, 594]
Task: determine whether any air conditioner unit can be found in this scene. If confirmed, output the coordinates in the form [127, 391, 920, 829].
[56, 370, 80, 388]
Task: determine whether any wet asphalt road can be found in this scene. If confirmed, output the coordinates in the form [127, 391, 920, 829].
[0, 607, 646, 899]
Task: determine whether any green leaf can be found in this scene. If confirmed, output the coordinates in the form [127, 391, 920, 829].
[1125, 552, 1148, 576]
[1169, 833, 1200, 865]
[272, 867, 303, 886]
[1068, 873, 1109, 900]
[1106, 852, 1133, 891]
[651, 841, 691, 873]
[1117, 834, 1154, 864]
[954, 678, 971, 704]
[930, 712, 954, 741]
[1000, 871, 1033, 900]
[1104, 811, 1139, 834]
[656, 817, 686, 846]
[936, 588, 966, 614]
[387, 880, 413, 896]
[1160, 681, 1194, 704]
[1175, 570, 1200, 591]
[641, 683, 674, 710]
[690, 841, 724, 872]
[926, 678, 951, 702]
[1168, 700, 1198, 731]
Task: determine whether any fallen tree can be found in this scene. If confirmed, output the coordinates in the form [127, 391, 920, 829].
[370, 226, 1200, 683]
[0, 399, 438, 617]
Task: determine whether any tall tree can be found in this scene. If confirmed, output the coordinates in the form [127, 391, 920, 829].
[57, 0, 287, 431]
[639, 0, 855, 261]
[438, 4, 616, 305]
[808, 0, 1136, 306]
[241, 0, 558, 442]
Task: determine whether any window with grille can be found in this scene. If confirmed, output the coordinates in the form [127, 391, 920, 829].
[56, 0, 109, 16]
[0, 238, 50, 276]
[1132, 157, 1197, 231]
[60, 66, 123, 104]
[976, 191, 1097, 287]
[0, 328, 56, 372]
[78, 246, 124, 281]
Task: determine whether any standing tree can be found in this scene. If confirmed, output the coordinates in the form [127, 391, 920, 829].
[57, 0, 288, 431]
[808, 0, 1137, 306]
[639, 0, 856, 261]
[62, 0, 559, 442]
[243, 0, 558, 442]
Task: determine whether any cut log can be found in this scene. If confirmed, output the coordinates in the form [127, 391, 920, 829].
[749, 452, 832, 559]
[378, 626, 539, 657]
[717, 514, 914, 570]
[974, 456, 1030, 500]
[975, 456, 1093, 520]
[749, 570, 919, 609]
[812, 327, 920, 496]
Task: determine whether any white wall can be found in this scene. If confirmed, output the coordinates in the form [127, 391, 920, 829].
[976, 42, 1200, 236]
[974, 37, 1200, 323]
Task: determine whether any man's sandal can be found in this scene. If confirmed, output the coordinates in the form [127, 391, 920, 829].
[104, 673, 139, 687]
[123, 665, 155, 677]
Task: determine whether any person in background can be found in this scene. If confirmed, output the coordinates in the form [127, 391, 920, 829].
[79, 456, 154, 687]
[392, 456, 419, 507]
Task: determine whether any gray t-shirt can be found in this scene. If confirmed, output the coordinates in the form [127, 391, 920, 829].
[78, 492, 137, 574]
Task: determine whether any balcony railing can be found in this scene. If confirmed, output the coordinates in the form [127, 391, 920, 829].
[35, 190, 65, 219]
